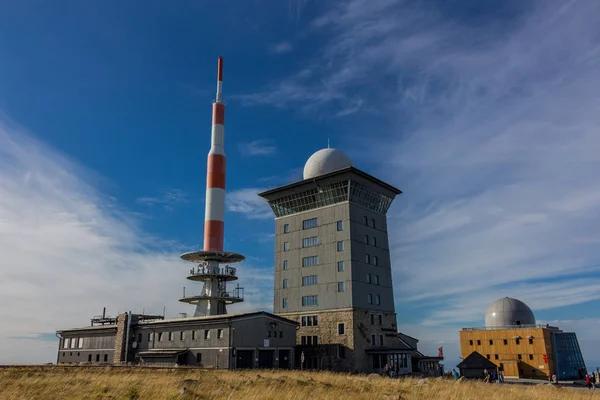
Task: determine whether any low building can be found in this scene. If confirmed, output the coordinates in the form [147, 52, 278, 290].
[57, 310, 298, 369]
[456, 351, 497, 379]
[459, 297, 587, 380]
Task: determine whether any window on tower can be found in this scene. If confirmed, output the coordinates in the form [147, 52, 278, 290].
[302, 295, 318, 306]
[363, 216, 368, 225]
[283, 242, 289, 251]
[302, 218, 318, 230]
[337, 241, 344, 251]
[364, 234, 369, 244]
[371, 236, 376, 247]
[375, 295, 381, 305]
[368, 294, 373, 304]
[337, 221, 343, 231]
[365, 254, 370, 264]
[338, 323, 345, 335]
[302, 255, 319, 267]
[284, 223, 290, 233]
[283, 260, 289, 270]
[282, 279, 288, 288]
[371, 218, 376, 228]
[302, 236, 318, 248]
[367, 273, 372, 284]
[337, 261, 344, 271]
[337, 282, 345, 292]
[373, 256, 378, 266]
[302, 275, 318, 286]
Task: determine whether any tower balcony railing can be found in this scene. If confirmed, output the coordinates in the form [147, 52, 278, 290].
[461, 324, 559, 331]
[180, 286, 244, 304]
[188, 265, 237, 278]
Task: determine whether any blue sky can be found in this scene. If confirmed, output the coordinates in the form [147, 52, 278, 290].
[1, 0, 599, 369]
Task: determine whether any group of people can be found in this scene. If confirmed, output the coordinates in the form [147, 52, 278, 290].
[482, 368, 504, 383]
[585, 372, 598, 390]
[382, 363, 401, 378]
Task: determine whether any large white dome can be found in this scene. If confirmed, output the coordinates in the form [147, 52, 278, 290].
[303, 148, 353, 180]
[485, 297, 536, 328]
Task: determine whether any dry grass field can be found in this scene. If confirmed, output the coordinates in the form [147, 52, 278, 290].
[0, 366, 596, 400]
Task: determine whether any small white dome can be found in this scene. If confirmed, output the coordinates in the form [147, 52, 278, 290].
[485, 297, 536, 328]
[303, 148, 353, 180]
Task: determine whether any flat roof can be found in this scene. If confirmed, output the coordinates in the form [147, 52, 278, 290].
[461, 324, 560, 331]
[258, 166, 402, 197]
[137, 311, 298, 327]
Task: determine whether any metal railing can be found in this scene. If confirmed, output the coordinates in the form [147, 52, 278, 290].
[461, 324, 558, 331]
[188, 265, 237, 278]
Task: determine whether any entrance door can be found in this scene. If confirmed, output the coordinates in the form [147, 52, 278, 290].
[236, 350, 254, 369]
[258, 350, 274, 368]
[279, 350, 290, 369]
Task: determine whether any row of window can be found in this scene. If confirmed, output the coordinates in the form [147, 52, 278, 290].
[283, 239, 345, 252]
[283, 293, 380, 308]
[371, 334, 385, 345]
[301, 335, 318, 345]
[285, 258, 345, 271]
[143, 329, 224, 343]
[302, 275, 318, 286]
[363, 216, 376, 228]
[367, 273, 380, 285]
[484, 353, 536, 361]
[469, 338, 534, 346]
[283, 217, 373, 234]
[364, 234, 377, 247]
[301, 295, 318, 306]
[373, 353, 408, 369]
[62, 337, 84, 349]
[301, 315, 319, 326]
[371, 314, 383, 325]
[61, 352, 109, 363]
[368, 293, 381, 305]
[365, 254, 379, 266]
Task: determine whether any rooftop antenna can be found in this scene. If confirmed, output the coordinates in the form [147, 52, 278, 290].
[327, 138, 330, 148]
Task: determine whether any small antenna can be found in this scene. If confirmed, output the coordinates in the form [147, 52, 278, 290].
[327, 138, 330, 148]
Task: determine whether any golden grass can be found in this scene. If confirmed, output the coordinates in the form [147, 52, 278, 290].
[0, 366, 596, 400]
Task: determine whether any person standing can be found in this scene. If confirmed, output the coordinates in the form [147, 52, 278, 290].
[452, 369, 459, 380]
[592, 373, 597, 391]
[499, 370, 504, 383]
[585, 374, 591, 389]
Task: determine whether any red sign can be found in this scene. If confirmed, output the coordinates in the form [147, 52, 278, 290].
[543, 354, 548, 363]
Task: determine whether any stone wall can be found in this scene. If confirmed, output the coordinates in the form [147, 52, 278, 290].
[113, 313, 128, 364]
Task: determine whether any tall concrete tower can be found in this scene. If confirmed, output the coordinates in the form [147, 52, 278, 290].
[259, 148, 405, 373]
[180, 57, 244, 317]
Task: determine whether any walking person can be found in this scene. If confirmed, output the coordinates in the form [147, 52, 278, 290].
[585, 374, 591, 390]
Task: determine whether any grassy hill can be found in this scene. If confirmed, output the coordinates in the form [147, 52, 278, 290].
[0, 366, 591, 400]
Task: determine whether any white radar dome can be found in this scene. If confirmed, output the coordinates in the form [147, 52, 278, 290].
[484, 297, 536, 328]
[303, 148, 353, 180]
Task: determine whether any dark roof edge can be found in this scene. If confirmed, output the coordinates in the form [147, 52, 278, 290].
[258, 166, 402, 197]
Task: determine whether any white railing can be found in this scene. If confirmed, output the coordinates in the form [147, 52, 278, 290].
[188, 265, 237, 277]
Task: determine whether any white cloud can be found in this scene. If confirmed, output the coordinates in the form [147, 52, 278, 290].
[226, 188, 273, 219]
[0, 120, 272, 364]
[238, 0, 600, 364]
[238, 140, 277, 156]
[269, 41, 293, 54]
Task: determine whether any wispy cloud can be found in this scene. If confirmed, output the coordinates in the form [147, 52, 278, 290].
[136, 189, 188, 211]
[269, 41, 293, 54]
[240, 0, 600, 361]
[0, 120, 272, 364]
[227, 188, 273, 219]
[238, 140, 277, 156]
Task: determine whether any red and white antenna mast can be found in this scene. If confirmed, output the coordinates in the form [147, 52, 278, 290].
[204, 56, 226, 251]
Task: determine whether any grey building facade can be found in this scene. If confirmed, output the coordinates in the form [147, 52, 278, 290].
[57, 311, 298, 369]
[259, 153, 411, 373]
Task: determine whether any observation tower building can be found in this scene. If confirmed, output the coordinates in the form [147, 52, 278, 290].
[259, 147, 408, 373]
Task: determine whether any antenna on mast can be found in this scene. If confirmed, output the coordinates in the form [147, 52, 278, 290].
[327, 138, 330, 148]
